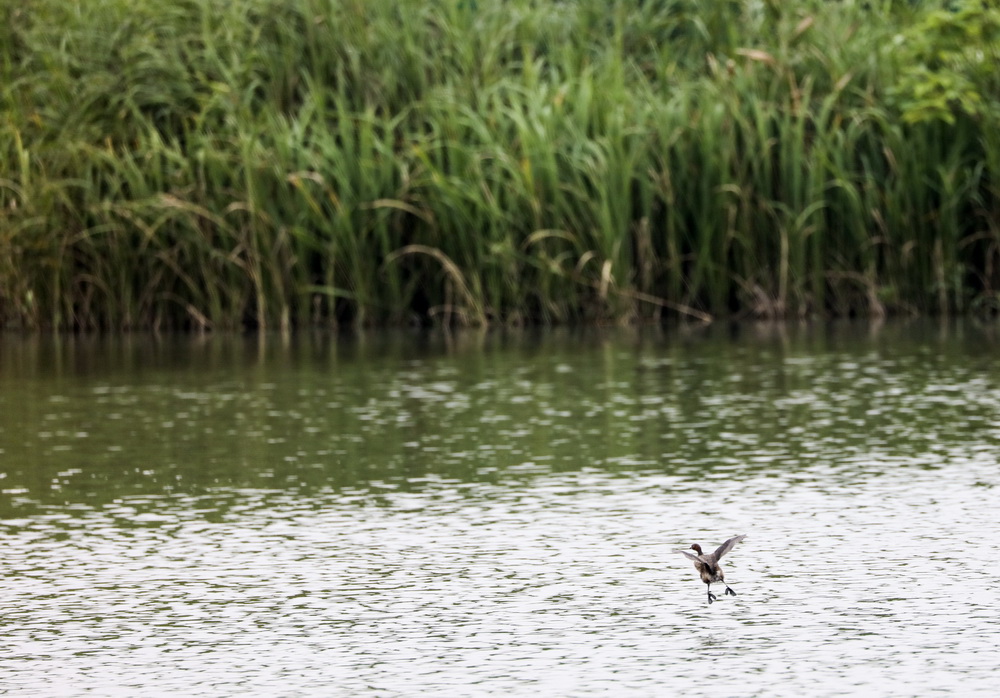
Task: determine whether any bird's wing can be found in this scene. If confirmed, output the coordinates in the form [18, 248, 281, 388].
[712, 534, 746, 560]
[672, 549, 704, 563]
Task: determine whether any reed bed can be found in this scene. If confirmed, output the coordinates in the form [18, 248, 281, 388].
[2, 0, 999, 329]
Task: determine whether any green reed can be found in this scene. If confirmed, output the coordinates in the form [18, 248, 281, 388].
[2, 0, 998, 329]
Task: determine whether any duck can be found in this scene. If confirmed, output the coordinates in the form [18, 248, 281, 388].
[674, 534, 746, 604]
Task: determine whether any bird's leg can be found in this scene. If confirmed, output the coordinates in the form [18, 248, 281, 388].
[724, 584, 737, 597]
[707, 584, 716, 604]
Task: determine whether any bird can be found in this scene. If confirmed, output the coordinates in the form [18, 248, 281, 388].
[674, 534, 746, 604]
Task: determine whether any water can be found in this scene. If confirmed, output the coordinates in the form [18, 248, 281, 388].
[2, 323, 999, 695]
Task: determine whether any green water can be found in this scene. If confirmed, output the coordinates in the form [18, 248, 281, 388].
[4, 323, 997, 508]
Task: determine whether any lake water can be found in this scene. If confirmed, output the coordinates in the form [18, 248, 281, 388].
[2, 322, 999, 696]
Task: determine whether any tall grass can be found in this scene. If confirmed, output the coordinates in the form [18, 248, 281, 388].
[2, 0, 998, 329]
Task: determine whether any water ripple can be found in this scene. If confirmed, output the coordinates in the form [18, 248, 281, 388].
[3, 325, 1000, 695]
[3, 453, 999, 696]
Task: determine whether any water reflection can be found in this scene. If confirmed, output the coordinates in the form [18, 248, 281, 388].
[2, 321, 1000, 695]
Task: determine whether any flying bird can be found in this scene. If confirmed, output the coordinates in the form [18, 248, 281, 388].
[674, 534, 746, 604]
